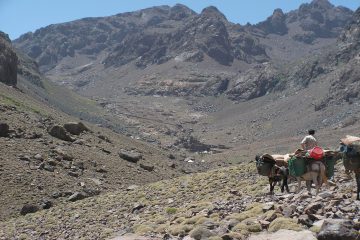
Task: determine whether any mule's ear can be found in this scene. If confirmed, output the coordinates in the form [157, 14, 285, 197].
[255, 155, 260, 161]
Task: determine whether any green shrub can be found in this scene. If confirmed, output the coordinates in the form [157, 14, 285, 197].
[166, 207, 177, 214]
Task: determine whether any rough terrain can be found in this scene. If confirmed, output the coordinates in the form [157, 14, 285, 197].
[0, 1, 360, 240]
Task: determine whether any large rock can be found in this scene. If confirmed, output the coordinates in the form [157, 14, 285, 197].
[0, 32, 17, 86]
[248, 229, 316, 240]
[63, 122, 89, 135]
[317, 219, 359, 240]
[48, 125, 74, 142]
[0, 123, 9, 137]
[20, 204, 40, 215]
[119, 150, 142, 163]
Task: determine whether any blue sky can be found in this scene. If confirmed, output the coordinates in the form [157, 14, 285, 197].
[0, 0, 359, 40]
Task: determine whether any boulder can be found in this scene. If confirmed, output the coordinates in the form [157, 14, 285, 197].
[119, 150, 142, 163]
[317, 219, 359, 240]
[63, 122, 89, 135]
[48, 125, 74, 142]
[248, 229, 316, 240]
[189, 226, 215, 240]
[0, 123, 9, 137]
[20, 204, 40, 215]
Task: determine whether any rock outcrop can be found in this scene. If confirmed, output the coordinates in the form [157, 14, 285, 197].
[0, 32, 18, 86]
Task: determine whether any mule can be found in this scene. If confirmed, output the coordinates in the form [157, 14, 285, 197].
[255, 155, 290, 194]
[269, 165, 290, 194]
[294, 160, 327, 195]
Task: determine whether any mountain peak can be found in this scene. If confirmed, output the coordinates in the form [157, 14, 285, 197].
[201, 6, 227, 21]
[310, 0, 334, 9]
[169, 4, 196, 20]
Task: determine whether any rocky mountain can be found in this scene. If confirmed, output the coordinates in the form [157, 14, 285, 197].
[13, 0, 353, 100]
[0, 31, 18, 86]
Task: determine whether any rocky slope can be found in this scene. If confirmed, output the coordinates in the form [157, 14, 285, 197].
[1, 161, 359, 239]
[0, 82, 193, 221]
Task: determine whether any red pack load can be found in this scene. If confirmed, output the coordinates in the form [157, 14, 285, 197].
[309, 146, 324, 160]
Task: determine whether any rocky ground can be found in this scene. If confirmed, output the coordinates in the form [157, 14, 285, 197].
[0, 161, 359, 239]
[0, 83, 196, 222]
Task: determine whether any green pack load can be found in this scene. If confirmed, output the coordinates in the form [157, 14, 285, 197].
[324, 156, 336, 178]
[288, 156, 305, 177]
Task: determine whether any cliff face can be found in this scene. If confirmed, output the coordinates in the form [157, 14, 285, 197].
[0, 32, 18, 86]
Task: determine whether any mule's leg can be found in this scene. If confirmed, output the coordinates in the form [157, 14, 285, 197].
[269, 178, 275, 194]
[306, 180, 312, 194]
[281, 176, 290, 193]
[312, 174, 320, 195]
[356, 172, 360, 201]
[296, 177, 301, 193]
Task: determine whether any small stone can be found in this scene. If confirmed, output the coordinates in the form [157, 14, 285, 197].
[43, 165, 55, 172]
[68, 172, 79, 177]
[119, 150, 142, 163]
[68, 192, 86, 202]
[19, 155, 31, 161]
[305, 202, 323, 215]
[298, 215, 313, 227]
[132, 203, 145, 213]
[168, 162, 176, 168]
[259, 220, 271, 229]
[263, 203, 275, 212]
[126, 185, 139, 191]
[34, 154, 44, 161]
[40, 200, 53, 209]
[139, 163, 154, 171]
[63, 122, 89, 135]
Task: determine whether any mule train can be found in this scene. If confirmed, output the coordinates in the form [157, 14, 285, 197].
[256, 135, 360, 198]
[256, 148, 338, 195]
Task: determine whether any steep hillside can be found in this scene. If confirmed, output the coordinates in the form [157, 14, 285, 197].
[0, 82, 192, 221]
